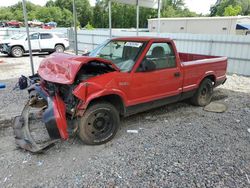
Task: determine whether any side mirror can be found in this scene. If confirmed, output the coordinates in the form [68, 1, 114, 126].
[82, 48, 90, 56]
[141, 58, 156, 72]
[82, 51, 90, 56]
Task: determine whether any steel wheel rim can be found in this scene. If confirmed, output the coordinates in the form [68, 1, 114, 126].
[86, 109, 114, 142]
[199, 84, 211, 103]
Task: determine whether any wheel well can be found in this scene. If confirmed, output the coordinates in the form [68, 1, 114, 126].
[11, 45, 24, 52]
[55, 43, 65, 48]
[203, 75, 216, 85]
[88, 95, 125, 116]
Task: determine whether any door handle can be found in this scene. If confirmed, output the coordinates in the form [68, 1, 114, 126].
[174, 72, 181, 77]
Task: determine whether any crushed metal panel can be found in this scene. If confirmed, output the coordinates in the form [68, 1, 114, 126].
[13, 103, 58, 153]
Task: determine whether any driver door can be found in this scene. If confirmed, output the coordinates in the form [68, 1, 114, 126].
[128, 42, 182, 105]
[24, 33, 40, 51]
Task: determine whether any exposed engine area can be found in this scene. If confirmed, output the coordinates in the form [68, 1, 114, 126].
[41, 61, 115, 115]
[75, 61, 115, 82]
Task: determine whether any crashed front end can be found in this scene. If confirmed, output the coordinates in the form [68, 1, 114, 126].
[13, 81, 75, 153]
[13, 53, 117, 153]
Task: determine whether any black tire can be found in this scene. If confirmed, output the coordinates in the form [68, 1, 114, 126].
[55, 44, 65, 53]
[11, 46, 24, 57]
[191, 78, 213, 106]
[78, 102, 120, 145]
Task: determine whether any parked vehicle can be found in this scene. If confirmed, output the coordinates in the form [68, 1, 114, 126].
[14, 37, 227, 153]
[28, 20, 44, 28]
[7, 21, 21, 28]
[0, 21, 8, 27]
[42, 22, 57, 29]
[1, 32, 69, 57]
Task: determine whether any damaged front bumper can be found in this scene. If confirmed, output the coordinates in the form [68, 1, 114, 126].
[13, 85, 69, 153]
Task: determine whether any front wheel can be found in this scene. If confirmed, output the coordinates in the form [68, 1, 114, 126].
[78, 102, 120, 145]
[11, 46, 24, 57]
[191, 78, 213, 106]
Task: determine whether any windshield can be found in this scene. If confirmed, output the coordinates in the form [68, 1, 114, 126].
[89, 40, 145, 72]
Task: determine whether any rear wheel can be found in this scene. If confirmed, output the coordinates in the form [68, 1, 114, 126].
[55, 44, 65, 53]
[191, 78, 213, 106]
[78, 102, 120, 145]
[11, 46, 24, 57]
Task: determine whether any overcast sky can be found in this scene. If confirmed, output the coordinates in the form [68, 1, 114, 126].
[0, 0, 217, 14]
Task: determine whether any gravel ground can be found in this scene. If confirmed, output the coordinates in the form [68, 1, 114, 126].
[0, 55, 250, 187]
[0, 54, 45, 80]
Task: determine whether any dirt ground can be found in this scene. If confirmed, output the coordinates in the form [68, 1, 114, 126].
[0, 54, 250, 187]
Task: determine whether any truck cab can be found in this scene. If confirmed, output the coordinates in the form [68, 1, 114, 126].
[86, 37, 183, 108]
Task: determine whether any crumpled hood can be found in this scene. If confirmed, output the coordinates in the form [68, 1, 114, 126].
[38, 53, 119, 84]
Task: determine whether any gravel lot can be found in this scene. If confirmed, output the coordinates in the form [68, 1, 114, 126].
[0, 54, 250, 187]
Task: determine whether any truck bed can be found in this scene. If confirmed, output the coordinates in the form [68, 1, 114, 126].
[179, 52, 224, 63]
[178, 52, 227, 93]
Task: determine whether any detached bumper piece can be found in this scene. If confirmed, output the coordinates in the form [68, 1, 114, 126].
[13, 85, 69, 153]
[13, 102, 58, 153]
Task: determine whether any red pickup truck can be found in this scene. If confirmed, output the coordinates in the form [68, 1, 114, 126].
[14, 37, 227, 152]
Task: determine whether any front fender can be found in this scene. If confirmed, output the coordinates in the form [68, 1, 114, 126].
[73, 82, 128, 110]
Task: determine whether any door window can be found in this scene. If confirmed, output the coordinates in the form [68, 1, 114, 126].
[141, 42, 176, 71]
[30, 33, 39, 40]
[40, 33, 53, 39]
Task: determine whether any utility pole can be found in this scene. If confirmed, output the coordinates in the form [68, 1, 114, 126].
[136, 0, 139, 36]
[109, 0, 112, 38]
[22, 0, 34, 75]
[73, 0, 78, 55]
[157, 0, 161, 36]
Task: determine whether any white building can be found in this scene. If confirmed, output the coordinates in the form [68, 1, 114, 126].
[148, 16, 250, 35]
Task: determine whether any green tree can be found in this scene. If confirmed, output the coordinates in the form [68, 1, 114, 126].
[0, 8, 14, 21]
[224, 5, 242, 15]
[210, 0, 250, 16]
[54, 0, 93, 27]
[93, 0, 108, 28]
[161, 0, 196, 17]
[239, 0, 250, 14]
[6, 1, 40, 21]
[46, 0, 55, 7]
[60, 8, 73, 27]
[35, 6, 73, 27]
[84, 22, 94, 30]
[36, 6, 61, 23]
